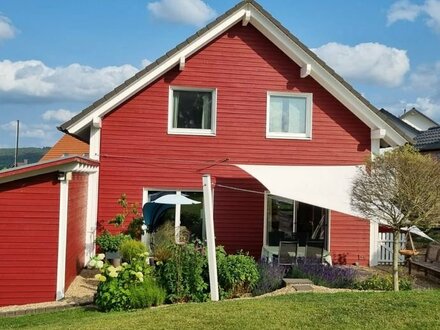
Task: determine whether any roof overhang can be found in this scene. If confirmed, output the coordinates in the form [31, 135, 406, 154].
[60, 0, 407, 147]
[236, 164, 363, 218]
[0, 156, 99, 184]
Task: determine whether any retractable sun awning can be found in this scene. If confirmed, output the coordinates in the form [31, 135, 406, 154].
[236, 164, 363, 218]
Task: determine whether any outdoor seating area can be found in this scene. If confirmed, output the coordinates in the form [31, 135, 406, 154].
[269, 240, 326, 266]
[409, 244, 440, 278]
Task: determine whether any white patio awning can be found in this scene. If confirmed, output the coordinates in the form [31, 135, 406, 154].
[236, 164, 363, 218]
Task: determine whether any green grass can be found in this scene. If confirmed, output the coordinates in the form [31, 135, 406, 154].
[2, 291, 440, 330]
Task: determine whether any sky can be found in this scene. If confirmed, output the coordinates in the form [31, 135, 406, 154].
[1, 0, 440, 148]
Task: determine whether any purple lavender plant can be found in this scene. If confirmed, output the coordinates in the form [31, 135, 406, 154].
[290, 259, 357, 288]
[252, 261, 288, 296]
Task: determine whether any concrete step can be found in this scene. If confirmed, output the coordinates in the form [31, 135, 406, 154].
[292, 284, 314, 292]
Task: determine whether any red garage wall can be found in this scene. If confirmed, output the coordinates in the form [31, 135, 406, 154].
[65, 173, 89, 289]
[0, 173, 60, 307]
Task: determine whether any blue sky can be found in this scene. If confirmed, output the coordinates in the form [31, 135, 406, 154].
[1, 0, 439, 147]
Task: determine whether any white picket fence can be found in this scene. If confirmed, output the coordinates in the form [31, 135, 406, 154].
[378, 232, 406, 264]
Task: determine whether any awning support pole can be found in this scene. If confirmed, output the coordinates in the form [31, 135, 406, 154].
[202, 174, 219, 301]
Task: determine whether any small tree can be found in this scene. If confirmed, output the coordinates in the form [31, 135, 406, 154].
[351, 145, 440, 291]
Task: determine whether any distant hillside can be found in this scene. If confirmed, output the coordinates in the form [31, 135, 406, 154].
[0, 147, 50, 170]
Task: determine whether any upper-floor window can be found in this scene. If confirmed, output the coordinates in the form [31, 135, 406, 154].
[168, 87, 216, 135]
[266, 92, 312, 139]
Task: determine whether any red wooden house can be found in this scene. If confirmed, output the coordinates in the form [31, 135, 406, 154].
[0, 0, 408, 306]
[59, 0, 407, 266]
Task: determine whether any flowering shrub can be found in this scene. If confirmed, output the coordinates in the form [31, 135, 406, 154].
[289, 261, 357, 288]
[90, 252, 165, 311]
[252, 261, 288, 296]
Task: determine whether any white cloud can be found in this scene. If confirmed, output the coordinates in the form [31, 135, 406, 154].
[387, 0, 422, 25]
[409, 61, 440, 95]
[147, 0, 216, 27]
[42, 109, 77, 122]
[0, 15, 17, 41]
[387, 0, 440, 33]
[312, 42, 410, 87]
[0, 59, 138, 102]
[406, 97, 440, 120]
[1, 121, 53, 139]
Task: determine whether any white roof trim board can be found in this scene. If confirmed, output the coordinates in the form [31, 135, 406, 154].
[61, 1, 407, 147]
[236, 164, 363, 218]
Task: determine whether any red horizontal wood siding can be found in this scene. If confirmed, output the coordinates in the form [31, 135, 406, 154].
[97, 23, 371, 257]
[330, 212, 370, 266]
[65, 173, 88, 290]
[0, 172, 59, 306]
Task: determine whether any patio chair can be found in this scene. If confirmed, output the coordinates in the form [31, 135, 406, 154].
[278, 241, 298, 265]
[305, 240, 324, 262]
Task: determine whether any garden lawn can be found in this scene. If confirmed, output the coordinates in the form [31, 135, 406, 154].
[2, 291, 440, 330]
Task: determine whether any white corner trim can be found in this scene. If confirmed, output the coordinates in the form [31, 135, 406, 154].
[371, 128, 386, 140]
[369, 221, 379, 266]
[300, 64, 311, 78]
[179, 56, 185, 71]
[242, 9, 251, 26]
[85, 170, 99, 264]
[56, 176, 69, 300]
[89, 125, 101, 161]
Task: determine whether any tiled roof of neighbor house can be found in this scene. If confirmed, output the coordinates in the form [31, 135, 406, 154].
[58, 0, 408, 146]
[40, 134, 89, 162]
[379, 109, 419, 142]
[415, 127, 440, 151]
[400, 107, 440, 129]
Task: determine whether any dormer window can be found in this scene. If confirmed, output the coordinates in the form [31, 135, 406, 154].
[168, 87, 217, 136]
[266, 92, 312, 139]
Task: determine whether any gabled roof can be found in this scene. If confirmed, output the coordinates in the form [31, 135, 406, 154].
[0, 156, 98, 184]
[379, 109, 418, 143]
[40, 134, 89, 162]
[59, 0, 407, 147]
[415, 127, 440, 151]
[400, 108, 440, 129]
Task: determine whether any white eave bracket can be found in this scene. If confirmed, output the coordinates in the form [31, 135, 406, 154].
[179, 56, 185, 71]
[242, 9, 251, 26]
[92, 117, 102, 129]
[300, 64, 312, 78]
[371, 128, 386, 140]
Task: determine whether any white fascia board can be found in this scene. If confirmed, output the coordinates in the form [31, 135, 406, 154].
[0, 163, 97, 185]
[249, 8, 407, 147]
[66, 8, 247, 134]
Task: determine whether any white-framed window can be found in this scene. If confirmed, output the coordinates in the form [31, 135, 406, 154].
[168, 86, 217, 136]
[266, 92, 312, 139]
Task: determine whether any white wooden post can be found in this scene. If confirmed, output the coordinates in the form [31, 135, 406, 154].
[202, 174, 219, 301]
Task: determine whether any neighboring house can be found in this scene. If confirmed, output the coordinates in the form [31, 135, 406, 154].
[379, 108, 419, 142]
[400, 107, 439, 131]
[415, 127, 440, 159]
[0, 0, 408, 306]
[40, 134, 89, 161]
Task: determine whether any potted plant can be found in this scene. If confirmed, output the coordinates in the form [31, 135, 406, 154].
[95, 230, 130, 265]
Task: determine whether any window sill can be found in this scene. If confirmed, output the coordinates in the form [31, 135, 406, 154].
[168, 128, 216, 136]
[266, 133, 312, 140]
